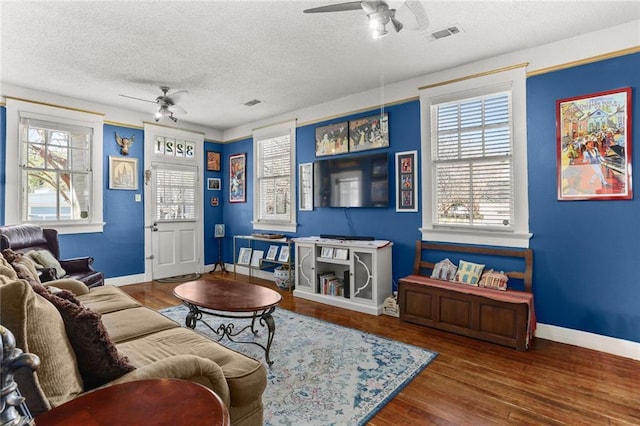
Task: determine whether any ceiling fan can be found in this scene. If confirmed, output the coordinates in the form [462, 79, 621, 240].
[119, 86, 188, 123]
[304, 1, 406, 39]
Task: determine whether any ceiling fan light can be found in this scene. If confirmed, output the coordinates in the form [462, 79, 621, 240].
[372, 23, 388, 39]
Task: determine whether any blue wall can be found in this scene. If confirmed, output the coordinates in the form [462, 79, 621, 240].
[1, 52, 638, 343]
[526, 53, 640, 343]
[220, 101, 422, 285]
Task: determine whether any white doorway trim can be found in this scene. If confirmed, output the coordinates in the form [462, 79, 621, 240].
[143, 123, 204, 281]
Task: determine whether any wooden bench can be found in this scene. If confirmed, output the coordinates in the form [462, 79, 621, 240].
[398, 242, 535, 351]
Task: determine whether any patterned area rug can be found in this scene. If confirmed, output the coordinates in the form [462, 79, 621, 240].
[160, 305, 437, 425]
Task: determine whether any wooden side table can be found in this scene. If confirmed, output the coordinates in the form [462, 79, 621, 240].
[36, 379, 230, 426]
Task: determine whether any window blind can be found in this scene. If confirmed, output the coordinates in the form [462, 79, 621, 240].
[257, 134, 291, 220]
[432, 91, 514, 228]
[155, 168, 197, 221]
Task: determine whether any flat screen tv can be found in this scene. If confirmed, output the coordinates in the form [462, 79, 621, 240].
[314, 152, 388, 208]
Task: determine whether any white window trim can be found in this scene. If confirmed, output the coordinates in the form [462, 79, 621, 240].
[5, 99, 104, 234]
[252, 119, 297, 233]
[419, 67, 531, 248]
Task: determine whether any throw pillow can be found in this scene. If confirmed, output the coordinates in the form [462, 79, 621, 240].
[29, 250, 66, 279]
[479, 269, 509, 291]
[430, 258, 458, 281]
[0, 280, 84, 415]
[31, 285, 135, 390]
[454, 260, 485, 286]
[0, 251, 19, 283]
[3, 249, 42, 286]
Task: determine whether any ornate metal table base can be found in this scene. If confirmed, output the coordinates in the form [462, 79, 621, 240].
[182, 303, 277, 366]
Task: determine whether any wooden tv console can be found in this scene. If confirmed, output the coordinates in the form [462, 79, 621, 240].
[398, 242, 534, 351]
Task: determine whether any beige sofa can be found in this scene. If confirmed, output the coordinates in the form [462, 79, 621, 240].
[0, 253, 266, 425]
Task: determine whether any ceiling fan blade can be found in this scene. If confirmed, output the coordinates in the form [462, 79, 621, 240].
[390, 15, 403, 32]
[170, 104, 188, 115]
[303, 1, 363, 13]
[119, 94, 156, 104]
[167, 90, 188, 104]
[168, 89, 188, 98]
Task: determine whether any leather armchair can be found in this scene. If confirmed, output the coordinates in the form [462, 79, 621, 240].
[0, 224, 104, 288]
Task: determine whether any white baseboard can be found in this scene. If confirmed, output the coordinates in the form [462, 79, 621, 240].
[536, 323, 640, 361]
[104, 273, 146, 287]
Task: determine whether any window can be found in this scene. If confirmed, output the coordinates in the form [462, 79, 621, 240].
[253, 120, 297, 233]
[5, 99, 104, 234]
[432, 92, 513, 228]
[419, 66, 530, 248]
[155, 166, 197, 221]
[21, 117, 93, 222]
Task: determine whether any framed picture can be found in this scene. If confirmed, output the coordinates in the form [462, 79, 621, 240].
[207, 151, 221, 171]
[315, 121, 348, 157]
[334, 248, 348, 260]
[278, 246, 290, 263]
[109, 156, 138, 190]
[299, 162, 313, 211]
[250, 250, 264, 268]
[320, 247, 334, 258]
[207, 178, 221, 190]
[396, 150, 418, 212]
[214, 224, 225, 238]
[210, 197, 219, 207]
[266, 245, 279, 261]
[229, 153, 246, 203]
[237, 247, 252, 265]
[349, 112, 389, 152]
[557, 87, 632, 200]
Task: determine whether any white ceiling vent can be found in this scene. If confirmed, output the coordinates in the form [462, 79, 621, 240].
[428, 25, 463, 40]
[243, 99, 262, 107]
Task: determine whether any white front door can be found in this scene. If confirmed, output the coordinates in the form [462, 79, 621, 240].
[150, 162, 199, 279]
[144, 124, 203, 281]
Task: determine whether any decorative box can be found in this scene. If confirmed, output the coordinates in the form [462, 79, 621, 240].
[382, 294, 399, 317]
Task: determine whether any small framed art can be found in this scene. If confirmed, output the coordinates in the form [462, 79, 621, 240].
[207, 178, 221, 190]
[250, 250, 264, 268]
[395, 150, 418, 212]
[334, 248, 348, 260]
[207, 151, 221, 171]
[315, 122, 348, 157]
[229, 153, 246, 203]
[266, 245, 279, 260]
[349, 112, 389, 152]
[109, 156, 138, 190]
[299, 162, 313, 211]
[278, 246, 290, 262]
[237, 247, 252, 265]
[320, 247, 334, 258]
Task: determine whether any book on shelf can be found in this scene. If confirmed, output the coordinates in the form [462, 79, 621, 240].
[317, 271, 345, 296]
[326, 277, 344, 296]
[343, 271, 350, 298]
[317, 271, 335, 293]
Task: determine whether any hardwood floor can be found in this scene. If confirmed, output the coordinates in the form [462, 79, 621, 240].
[121, 272, 640, 425]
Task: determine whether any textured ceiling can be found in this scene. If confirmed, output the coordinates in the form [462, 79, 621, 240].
[1, 1, 639, 132]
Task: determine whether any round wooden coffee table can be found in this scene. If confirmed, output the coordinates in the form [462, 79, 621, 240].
[173, 279, 282, 365]
[36, 379, 230, 425]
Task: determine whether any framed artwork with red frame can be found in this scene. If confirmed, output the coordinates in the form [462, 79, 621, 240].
[229, 153, 246, 203]
[556, 87, 632, 201]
